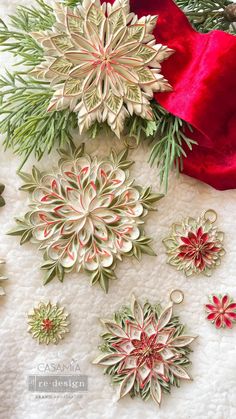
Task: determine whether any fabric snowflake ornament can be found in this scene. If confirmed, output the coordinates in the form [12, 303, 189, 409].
[9, 145, 162, 292]
[28, 301, 70, 344]
[31, 0, 173, 136]
[163, 210, 225, 277]
[93, 293, 196, 406]
[205, 294, 236, 329]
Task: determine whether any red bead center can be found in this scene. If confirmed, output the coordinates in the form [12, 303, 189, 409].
[42, 318, 54, 331]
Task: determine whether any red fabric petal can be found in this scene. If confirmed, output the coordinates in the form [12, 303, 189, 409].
[200, 233, 209, 244]
[178, 252, 192, 260]
[226, 312, 236, 319]
[223, 315, 233, 329]
[226, 303, 236, 311]
[180, 236, 191, 245]
[131, 339, 142, 349]
[197, 227, 203, 238]
[140, 332, 148, 345]
[178, 245, 191, 252]
[209, 246, 220, 253]
[215, 315, 223, 329]
[212, 295, 221, 307]
[222, 295, 229, 308]
[188, 232, 198, 244]
[205, 304, 218, 312]
[146, 357, 154, 370]
[207, 313, 218, 321]
[147, 333, 157, 347]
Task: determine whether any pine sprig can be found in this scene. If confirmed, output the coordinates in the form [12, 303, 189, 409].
[149, 106, 196, 191]
[0, 0, 55, 66]
[0, 73, 77, 167]
[176, 0, 236, 33]
[125, 103, 196, 191]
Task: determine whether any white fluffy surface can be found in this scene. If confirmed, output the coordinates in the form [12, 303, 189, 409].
[1, 1, 236, 418]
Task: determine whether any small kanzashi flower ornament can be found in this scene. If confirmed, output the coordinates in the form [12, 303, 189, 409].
[28, 301, 70, 344]
[205, 294, 236, 329]
[31, 0, 173, 136]
[163, 210, 225, 277]
[9, 145, 162, 292]
[93, 292, 196, 406]
[0, 259, 8, 297]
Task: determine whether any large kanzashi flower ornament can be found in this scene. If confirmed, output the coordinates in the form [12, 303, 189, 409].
[93, 295, 196, 406]
[31, 0, 173, 136]
[9, 145, 162, 292]
[163, 210, 225, 277]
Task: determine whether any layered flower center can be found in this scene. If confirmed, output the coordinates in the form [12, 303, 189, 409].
[42, 318, 54, 332]
[130, 332, 165, 369]
[178, 227, 221, 270]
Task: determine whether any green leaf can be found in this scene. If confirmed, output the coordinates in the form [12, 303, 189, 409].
[51, 34, 73, 53]
[99, 272, 109, 294]
[20, 228, 33, 244]
[64, 77, 82, 96]
[50, 57, 72, 75]
[106, 92, 123, 114]
[43, 266, 57, 285]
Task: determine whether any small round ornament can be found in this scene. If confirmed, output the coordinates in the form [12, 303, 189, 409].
[9, 145, 162, 292]
[205, 294, 236, 329]
[93, 292, 196, 406]
[163, 209, 225, 277]
[28, 301, 70, 345]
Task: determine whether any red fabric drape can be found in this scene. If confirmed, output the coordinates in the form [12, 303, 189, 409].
[105, 0, 236, 190]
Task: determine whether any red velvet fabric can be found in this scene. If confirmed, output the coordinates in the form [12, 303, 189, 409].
[105, 0, 236, 190]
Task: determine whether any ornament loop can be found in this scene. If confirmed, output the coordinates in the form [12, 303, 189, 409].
[170, 289, 184, 305]
[203, 209, 217, 223]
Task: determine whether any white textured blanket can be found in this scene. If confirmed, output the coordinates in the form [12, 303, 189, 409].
[0, 1, 236, 418]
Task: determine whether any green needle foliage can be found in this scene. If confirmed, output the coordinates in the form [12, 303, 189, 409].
[176, 0, 236, 33]
[0, 0, 235, 188]
[124, 103, 196, 191]
[0, 72, 77, 168]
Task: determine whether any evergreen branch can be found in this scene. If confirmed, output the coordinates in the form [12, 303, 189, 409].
[9, 0, 54, 32]
[124, 103, 196, 191]
[176, 0, 236, 33]
[0, 0, 55, 66]
[148, 106, 196, 191]
[0, 73, 77, 167]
